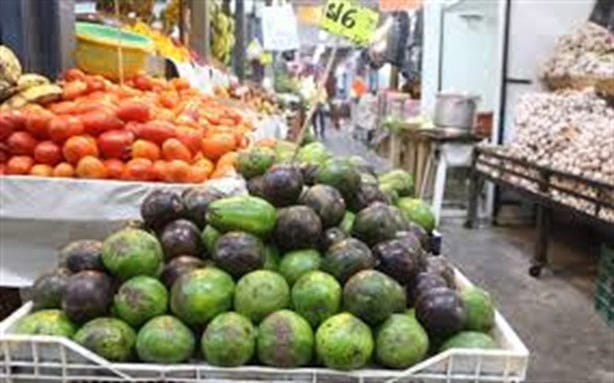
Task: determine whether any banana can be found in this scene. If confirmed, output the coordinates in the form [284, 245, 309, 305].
[0, 45, 22, 85]
[0, 93, 28, 111]
[20, 84, 62, 104]
[17, 73, 50, 92]
[0, 80, 17, 103]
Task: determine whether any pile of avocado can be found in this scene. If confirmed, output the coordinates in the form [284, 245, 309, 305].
[15, 142, 497, 371]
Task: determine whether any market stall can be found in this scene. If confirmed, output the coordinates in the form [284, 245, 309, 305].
[0, 1, 531, 381]
[466, 22, 614, 278]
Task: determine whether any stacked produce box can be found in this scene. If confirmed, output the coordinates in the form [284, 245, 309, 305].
[8, 142, 506, 376]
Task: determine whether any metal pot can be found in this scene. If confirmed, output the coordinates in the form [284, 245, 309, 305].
[434, 93, 480, 130]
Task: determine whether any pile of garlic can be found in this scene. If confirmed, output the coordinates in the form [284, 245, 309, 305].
[502, 88, 614, 221]
[542, 22, 614, 79]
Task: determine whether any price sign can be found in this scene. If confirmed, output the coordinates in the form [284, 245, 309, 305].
[320, 0, 379, 46]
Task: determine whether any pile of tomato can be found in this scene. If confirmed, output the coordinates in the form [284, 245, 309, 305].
[0, 69, 251, 183]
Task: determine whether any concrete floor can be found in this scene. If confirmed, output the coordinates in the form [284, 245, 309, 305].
[322, 128, 614, 383]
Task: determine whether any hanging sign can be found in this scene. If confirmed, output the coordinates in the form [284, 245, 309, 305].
[379, 0, 422, 12]
[261, 5, 300, 51]
[320, 0, 380, 46]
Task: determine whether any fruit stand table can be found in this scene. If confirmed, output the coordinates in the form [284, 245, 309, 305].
[465, 145, 614, 277]
[0, 176, 246, 287]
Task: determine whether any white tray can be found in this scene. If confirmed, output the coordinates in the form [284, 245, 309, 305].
[0, 271, 529, 382]
[0, 176, 246, 287]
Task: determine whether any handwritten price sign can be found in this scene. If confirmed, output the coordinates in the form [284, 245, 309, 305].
[320, 0, 379, 46]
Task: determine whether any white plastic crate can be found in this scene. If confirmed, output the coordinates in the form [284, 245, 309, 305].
[0, 271, 528, 383]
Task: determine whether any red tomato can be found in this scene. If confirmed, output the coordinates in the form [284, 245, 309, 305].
[97, 129, 135, 160]
[159, 91, 179, 109]
[34, 141, 62, 166]
[7, 131, 38, 156]
[6, 156, 34, 175]
[0, 110, 26, 141]
[48, 101, 78, 115]
[48, 115, 84, 144]
[63, 68, 86, 82]
[0, 163, 5, 175]
[84, 75, 107, 93]
[116, 99, 151, 122]
[122, 158, 155, 181]
[79, 110, 123, 136]
[104, 159, 125, 179]
[62, 135, 98, 164]
[24, 107, 54, 139]
[52, 162, 75, 178]
[162, 138, 192, 162]
[0, 146, 8, 163]
[170, 78, 190, 91]
[131, 120, 176, 145]
[175, 126, 202, 155]
[62, 80, 88, 100]
[29, 164, 54, 177]
[75, 156, 108, 179]
[133, 74, 153, 91]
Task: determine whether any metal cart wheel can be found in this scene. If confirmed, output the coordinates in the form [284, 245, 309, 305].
[529, 264, 543, 278]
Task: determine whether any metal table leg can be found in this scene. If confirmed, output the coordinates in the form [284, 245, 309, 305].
[465, 170, 481, 229]
[529, 205, 551, 277]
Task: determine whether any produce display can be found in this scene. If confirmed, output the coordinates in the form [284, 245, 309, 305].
[0, 46, 62, 110]
[489, 88, 614, 221]
[125, 21, 192, 63]
[542, 22, 614, 85]
[14, 144, 501, 371]
[0, 67, 254, 182]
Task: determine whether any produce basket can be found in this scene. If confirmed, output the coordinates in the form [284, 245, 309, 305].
[75, 22, 154, 80]
[0, 271, 529, 383]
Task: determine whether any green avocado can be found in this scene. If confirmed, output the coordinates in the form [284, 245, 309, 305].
[136, 315, 195, 363]
[202, 312, 256, 367]
[74, 317, 136, 362]
[279, 249, 321, 285]
[257, 310, 314, 367]
[461, 287, 495, 332]
[234, 270, 290, 323]
[315, 312, 373, 370]
[113, 276, 168, 328]
[291, 271, 341, 328]
[375, 314, 429, 369]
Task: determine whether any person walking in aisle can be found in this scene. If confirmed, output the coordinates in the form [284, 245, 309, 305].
[312, 86, 327, 139]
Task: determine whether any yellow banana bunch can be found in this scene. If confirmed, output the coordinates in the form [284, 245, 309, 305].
[210, 3, 235, 65]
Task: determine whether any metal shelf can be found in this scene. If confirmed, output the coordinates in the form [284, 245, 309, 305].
[466, 145, 614, 277]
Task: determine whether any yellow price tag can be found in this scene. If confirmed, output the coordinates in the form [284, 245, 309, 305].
[320, 0, 379, 46]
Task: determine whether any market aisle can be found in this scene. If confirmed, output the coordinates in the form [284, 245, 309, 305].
[322, 131, 614, 382]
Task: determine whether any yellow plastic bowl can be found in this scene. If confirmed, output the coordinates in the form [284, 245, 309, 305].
[75, 22, 154, 80]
